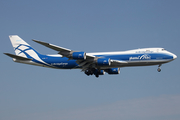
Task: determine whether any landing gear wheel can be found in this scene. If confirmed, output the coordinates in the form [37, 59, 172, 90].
[157, 68, 161, 72]
[95, 74, 99, 78]
[85, 70, 90, 76]
[157, 64, 161, 72]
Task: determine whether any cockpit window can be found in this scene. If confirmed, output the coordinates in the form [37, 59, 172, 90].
[162, 48, 166, 51]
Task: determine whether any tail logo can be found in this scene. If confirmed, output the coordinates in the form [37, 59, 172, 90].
[15, 44, 34, 57]
[14, 44, 51, 67]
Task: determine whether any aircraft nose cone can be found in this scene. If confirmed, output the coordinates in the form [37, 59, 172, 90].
[173, 54, 177, 59]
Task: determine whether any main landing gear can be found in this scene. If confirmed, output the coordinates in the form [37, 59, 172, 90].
[157, 64, 161, 72]
[84, 68, 100, 78]
[85, 69, 94, 76]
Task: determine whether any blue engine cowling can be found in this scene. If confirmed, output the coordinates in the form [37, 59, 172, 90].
[72, 52, 86, 60]
[93, 69, 105, 75]
[97, 58, 111, 66]
[107, 68, 120, 74]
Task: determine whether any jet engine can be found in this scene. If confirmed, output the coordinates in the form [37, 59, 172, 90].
[97, 58, 111, 66]
[72, 52, 86, 60]
[106, 68, 120, 74]
[93, 69, 105, 75]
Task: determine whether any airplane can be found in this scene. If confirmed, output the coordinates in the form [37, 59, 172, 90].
[4, 35, 177, 78]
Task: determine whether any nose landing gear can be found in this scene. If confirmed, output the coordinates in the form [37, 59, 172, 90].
[157, 64, 161, 72]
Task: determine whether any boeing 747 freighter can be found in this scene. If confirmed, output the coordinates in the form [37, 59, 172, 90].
[4, 35, 177, 77]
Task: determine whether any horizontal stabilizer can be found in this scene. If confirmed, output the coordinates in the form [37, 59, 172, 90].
[4, 53, 33, 61]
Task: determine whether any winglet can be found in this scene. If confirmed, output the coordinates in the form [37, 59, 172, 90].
[32, 39, 50, 46]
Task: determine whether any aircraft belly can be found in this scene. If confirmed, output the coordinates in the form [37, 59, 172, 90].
[100, 59, 170, 69]
[118, 60, 169, 67]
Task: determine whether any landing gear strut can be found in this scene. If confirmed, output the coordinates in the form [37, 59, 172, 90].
[157, 64, 161, 72]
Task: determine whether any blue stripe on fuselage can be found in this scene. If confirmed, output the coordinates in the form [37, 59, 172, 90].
[34, 52, 173, 69]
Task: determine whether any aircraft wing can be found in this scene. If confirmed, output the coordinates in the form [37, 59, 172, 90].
[32, 40, 127, 71]
[77, 59, 127, 71]
[32, 39, 96, 59]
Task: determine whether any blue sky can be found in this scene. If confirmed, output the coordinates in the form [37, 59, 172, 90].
[1, 0, 180, 120]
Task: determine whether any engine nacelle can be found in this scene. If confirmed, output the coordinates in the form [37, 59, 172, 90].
[107, 68, 120, 74]
[72, 52, 86, 60]
[93, 69, 105, 75]
[97, 58, 111, 66]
